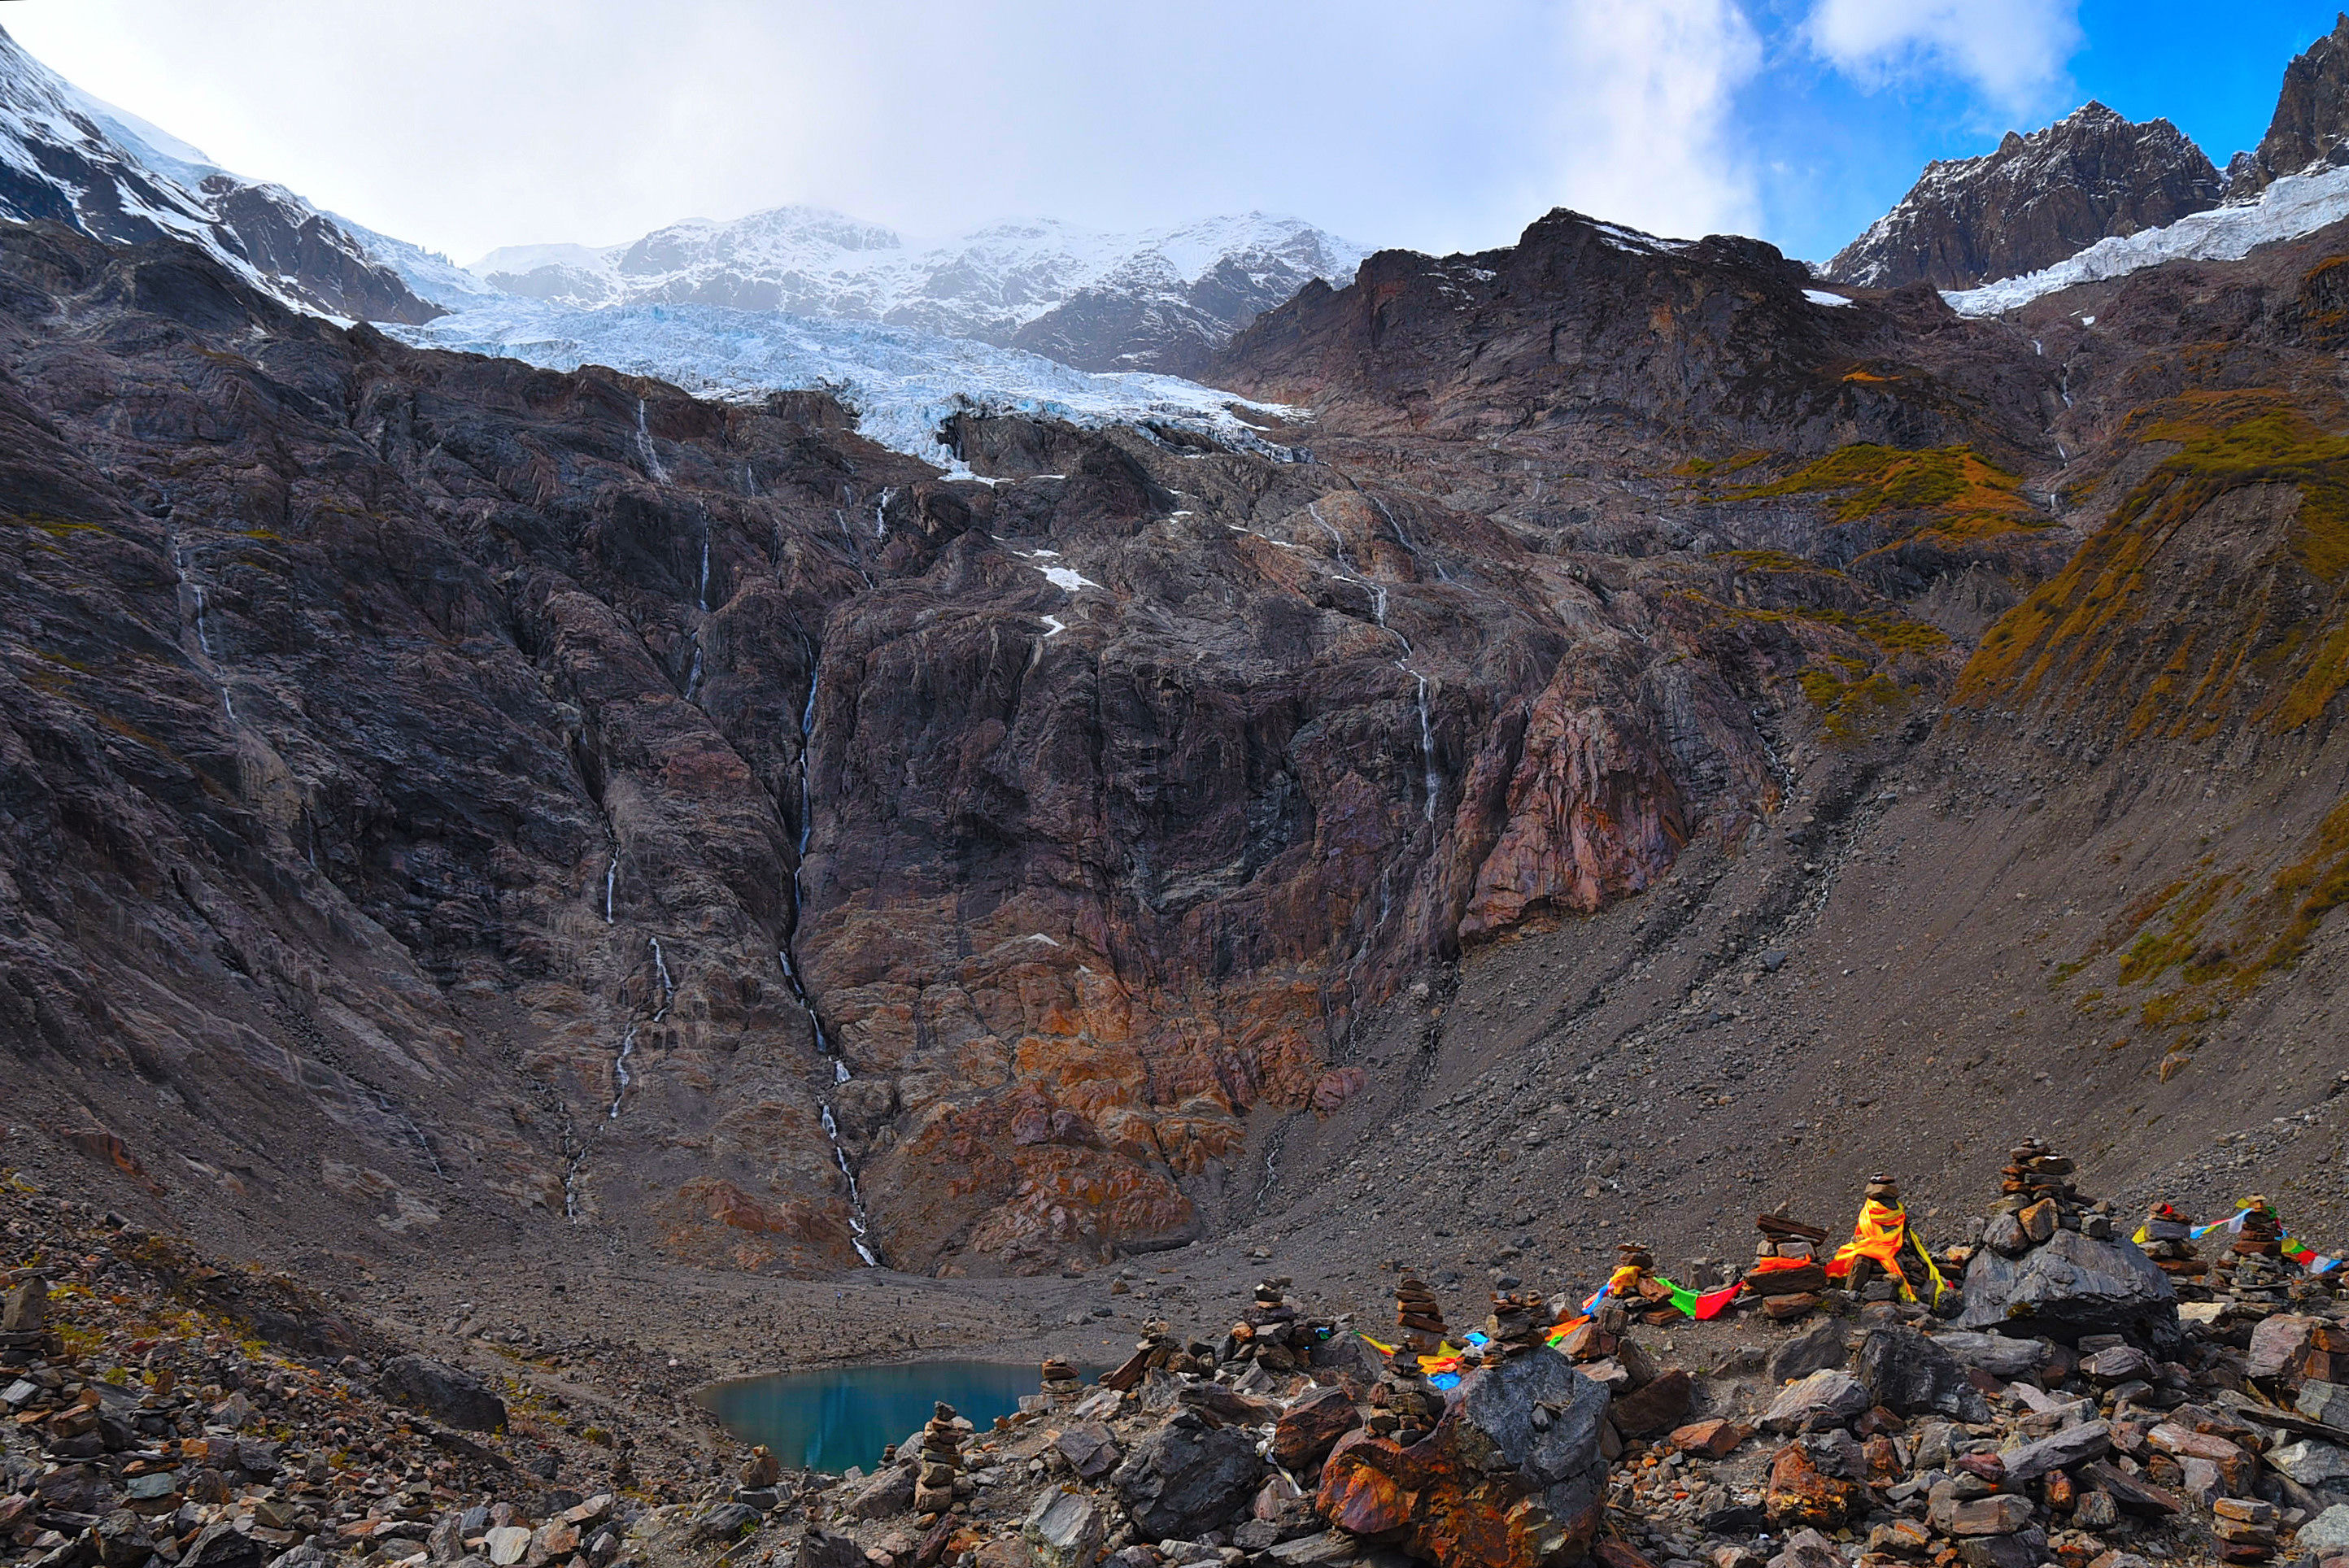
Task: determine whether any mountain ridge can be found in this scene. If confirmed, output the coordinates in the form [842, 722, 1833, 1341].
[473, 206, 1371, 375]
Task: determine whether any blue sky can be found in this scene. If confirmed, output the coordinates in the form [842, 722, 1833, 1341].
[5, 1, 2344, 266]
[1745, 1, 2349, 262]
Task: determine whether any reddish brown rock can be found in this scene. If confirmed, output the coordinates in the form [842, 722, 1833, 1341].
[1315, 1345, 1610, 1568]
[1765, 1444, 1859, 1530]
[1669, 1419, 1745, 1460]
[1271, 1386, 1362, 1474]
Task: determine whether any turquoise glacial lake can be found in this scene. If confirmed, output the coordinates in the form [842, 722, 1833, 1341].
[699, 1361, 1070, 1473]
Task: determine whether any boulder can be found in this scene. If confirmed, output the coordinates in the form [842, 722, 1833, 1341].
[1671, 1419, 1745, 1460]
[182, 1523, 267, 1568]
[1022, 1488, 1106, 1568]
[1315, 1340, 1610, 1568]
[1764, 1444, 1857, 1529]
[1929, 1333, 2046, 1381]
[1955, 1535, 2042, 1568]
[1, 1278, 45, 1334]
[1609, 1369, 1692, 1437]
[2249, 1314, 2325, 1382]
[1054, 1422, 1121, 1482]
[1761, 1370, 1870, 1434]
[1763, 1529, 1840, 1568]
[846, 1465, 917, 1520]
[377, 1356, 508, 1434]
[1945, 1496, 2034, 1535]
[1998, 1420, 2110, 1481]
[801, 1531, 870, 1568]
[1112, 1413, 1264, 1540]
[1272, 1387, 1362, 1473]
[1954, 1228, 2179, 1348]
[2299, 1380, 2349, 1428]
[1765, 1322, 1849, 1384]
[2269, 1439, 2349, 1487]
[1858, 1329, 1989, 1422]
[2299, 1505, 2349, 1554]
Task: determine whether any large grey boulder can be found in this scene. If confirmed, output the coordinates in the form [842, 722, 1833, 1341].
[1761, 1370, 1871, 1434]
[1931, 1332, 2047, 1381]
[1954, 1228, 2179, 1348]
[1999, 1420, 2110, 1481]
[843, 1464, 915, 1520]
[1315, 1342, 1610, 1568]
[377, 1356, 508, 1433]
[2299, 1505, 2349, 1555]
[1766, 1320, 1850, 1385]
[1111, 1413, 1264, 1539]
[1859, 1329, 1990, 1422]
[2268, 1439, 2349, 1487]
[1023, 1488, 1106, 1568]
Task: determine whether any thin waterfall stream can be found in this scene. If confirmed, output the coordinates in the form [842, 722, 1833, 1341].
[1309, 501, 1440, 824]
[776, 649, 879, 1266]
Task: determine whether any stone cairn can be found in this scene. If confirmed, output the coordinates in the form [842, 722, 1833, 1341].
[2210, 1196, 2289, 1298]
[1221, 1277, 1314, 1375]
[1981, 1135, 2115, 1257]
[1477, 1280, 1555, 1364]
[1392, 1270, 1447, 1360]
[1746, 1209, 1829, 1321]
[1371, 1270, 1447, 1446]
[2136, 1202, 2207, 1289]
[1039, 1357, 1082, 1401]
[912, 1401, 962, 1516]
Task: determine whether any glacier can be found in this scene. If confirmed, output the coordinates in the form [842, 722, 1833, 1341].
[1945, 163, 2349, 316]
[390, 296, 1301, 473]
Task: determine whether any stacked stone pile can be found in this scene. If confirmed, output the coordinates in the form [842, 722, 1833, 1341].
[1390, 1271, 1446, 1359]
[911, 1402, 964, 1515]
[1039, 1360, 1082, 1400]
[1746, 1211, 1831, 1322]
[1476, 1284, 1554, 1364]
[1955, 1143, 2179, 1345]
[2138, 1204, 2208, 1287]
[1218, 1279, 1329, 1377]
[1982, 1136, 2116, 1252]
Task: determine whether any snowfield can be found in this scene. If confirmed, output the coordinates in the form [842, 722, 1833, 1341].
[390, 297, 1302, 473]
[1945, 163, 2349, 316]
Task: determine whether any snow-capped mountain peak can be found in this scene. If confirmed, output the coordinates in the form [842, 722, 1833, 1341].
[468, 203, 1368, 374]
[0, 23, 442, 324]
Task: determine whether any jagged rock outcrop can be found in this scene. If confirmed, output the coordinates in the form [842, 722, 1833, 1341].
[2234, 13, 2349, 196]
[1316, 1346, 1610, 1568]
[1825, 102, 2222, 290]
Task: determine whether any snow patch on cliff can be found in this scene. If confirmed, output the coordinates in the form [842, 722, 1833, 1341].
[1946, 163, 2349, 316]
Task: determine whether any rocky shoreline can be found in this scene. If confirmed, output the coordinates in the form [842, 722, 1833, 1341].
[11, 1154, 2349, 1568]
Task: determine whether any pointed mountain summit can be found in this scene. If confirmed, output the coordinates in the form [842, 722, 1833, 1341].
[1826, 101, 2221, 290]
[2230, 11, 2349, 197]
[0, 24, 441, 322]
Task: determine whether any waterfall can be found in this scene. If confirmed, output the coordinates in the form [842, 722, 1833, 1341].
[606, 1026, 638, 1119]
[774, 647, 880, 1267]
[1308, 501, 1441, 825]
[634, 399, 669, 482]
[171, 537, 236, 721]
[604, 848, 619, 922]
[874, 486, 896, 538]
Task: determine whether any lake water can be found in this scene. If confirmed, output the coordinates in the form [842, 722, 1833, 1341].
[699, 1361, 1066, 1474]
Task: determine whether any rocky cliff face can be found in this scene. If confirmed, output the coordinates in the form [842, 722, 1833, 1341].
[15, 156, 2349, 1301]
[2, 211, 1898, 1283]
[1825, 102, 2222, 290]
[2234, 13, 2349, 196]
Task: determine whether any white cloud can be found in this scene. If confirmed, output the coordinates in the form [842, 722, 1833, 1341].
[1531, 0, 1766, 242]
[1807, 0, 2082, 113]
[1, 0, 1771, 262]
